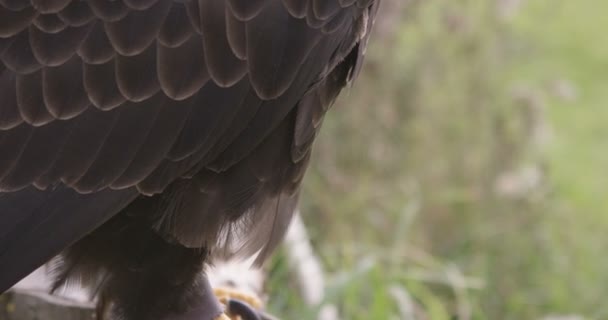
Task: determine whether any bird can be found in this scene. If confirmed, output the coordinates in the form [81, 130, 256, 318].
[0, 1, 379, 319]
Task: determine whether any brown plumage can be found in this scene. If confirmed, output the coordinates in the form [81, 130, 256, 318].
[0, 0, 379, 319]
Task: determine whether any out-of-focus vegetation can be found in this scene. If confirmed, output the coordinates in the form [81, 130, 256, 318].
[268, 0, 607, 319]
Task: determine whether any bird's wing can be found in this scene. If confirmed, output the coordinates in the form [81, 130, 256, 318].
[0, 0, 373, 193]
[0, 0, 377, 291]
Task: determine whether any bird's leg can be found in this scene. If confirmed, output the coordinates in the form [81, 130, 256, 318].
[54, 201, 278, 320]
[157, 274, 224, 320]
[54, 212, 224, 320]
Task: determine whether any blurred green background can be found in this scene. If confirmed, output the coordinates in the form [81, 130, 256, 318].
[267, 0, 608, 319]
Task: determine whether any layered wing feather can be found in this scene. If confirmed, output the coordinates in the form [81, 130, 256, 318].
[0, 0, 378, 289]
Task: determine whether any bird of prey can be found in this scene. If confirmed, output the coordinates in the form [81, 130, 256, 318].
[0, 0, 379, 319]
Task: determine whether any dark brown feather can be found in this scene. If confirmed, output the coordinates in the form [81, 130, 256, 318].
[16, 70, 54, 125]
[0, 1, 380, 319]
[227, 0, 269, 21]
[57, 1, 94, 27]
[281, 0, 308, 18]
[1, 29, 42, 74]
[103, 0, 170, 56]
[167, 79, 251, 161]
[0, 5, 37, 38]
[87, 0, 128, 22]
[83, 60, 126, 110]
[123, 0, 160, 11]
[157, 36, 209, 100]
[29, 23, 92, 66]
[0, 69, 22, 129]
[0, 0, 30, 11]
[33, 14, 67, 33]
[0, 120, 73, 191]
[0, 124, 33, 180]
[77, 21, 115, 64]
[157, 4, 193, 48]
[37, 107, 119, 187]
[30, 0, 71, 14]
[313, 0, 342, 20]
[225, 9, 247, 59]
[115, 44, 160, 101]
[42, 56, 89, 119]
[112, 94, 195, 189]
[199, 0, 248, 87]
[73, 99, 163, 193]
[245, 2, 323, 99]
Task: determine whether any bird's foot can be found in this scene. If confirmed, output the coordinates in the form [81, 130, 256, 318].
[213, 287, 278, 320]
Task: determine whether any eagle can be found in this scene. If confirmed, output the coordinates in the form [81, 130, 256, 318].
[0, 1, 379, 319]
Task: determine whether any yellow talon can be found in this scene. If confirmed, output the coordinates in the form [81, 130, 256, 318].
[213, 287, 263, 309]
[213, 286, 264, 320]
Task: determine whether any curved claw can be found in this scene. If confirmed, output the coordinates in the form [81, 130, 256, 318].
[226, 299, 261, 320]
[225, 298, 280, 320]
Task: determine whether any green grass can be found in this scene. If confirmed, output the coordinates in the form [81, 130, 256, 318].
[266, 1, 608, 319]
[511, 0, 608, 317]
[515, 0, 608, 211]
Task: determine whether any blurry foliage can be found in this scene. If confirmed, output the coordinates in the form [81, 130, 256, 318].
[268, 0, 607, 319]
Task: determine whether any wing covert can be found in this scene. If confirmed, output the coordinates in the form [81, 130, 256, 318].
[0, 0, 371, 195]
